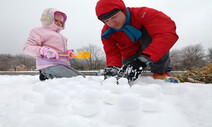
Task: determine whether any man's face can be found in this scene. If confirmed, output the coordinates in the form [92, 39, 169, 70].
[103, 11, 126, 29]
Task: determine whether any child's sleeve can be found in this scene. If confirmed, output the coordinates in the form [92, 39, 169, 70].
[23, 28, 43, 57]
[64, 36, 68, 50]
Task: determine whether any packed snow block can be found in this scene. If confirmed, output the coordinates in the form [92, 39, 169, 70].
[198, 100, 212, 126]
[32, 82, 48, 93]
[102, 77, 117, 84]
[101, 81, 116, 91]
[44, 89, 66, 105]
[82, 89, 101, 103]
[19, 114, 64, 127]
[102, 78, 130, 94]
[131, 84, 162, 98]
[105, 93, 142, 126]
[67, 90, 78, 99]
[117, 78, 128, 85]
[110, 84, 131, 94]
[140, 97, 161, 112]
[33, 102, 68, 117]
[161, 84, 187, 95]
[71, 89, 101, 117]
[2, 75, 212, 127]
[0, 104, 10, 126]
[84, 77, 102, 91]
[32, 89, 68, 116]
[101, 78, 131, 104]
[101, 91, 118, 105]
[22, 91, 43, 103]
[101, 85, 130, 105]
[130, 84, 162, 112]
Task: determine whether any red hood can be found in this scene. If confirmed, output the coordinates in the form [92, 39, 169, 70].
[95, 0, 127, 19]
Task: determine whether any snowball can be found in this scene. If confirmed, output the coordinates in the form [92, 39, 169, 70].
[116, 93, 140, 111]
[140, 97, 161, 112]
[105, 94, 142, 126]
[32, 82, 47, 93]
[71, 101, 101, 117]
[22, 91, 43, 103]
[117, 78, 128, 85]
[131, 84, 161, 98]
[110, 85, 130, 94]
[101, 91, 118, 105]
[103, 77, 117, 84]
[82, 89, 100, 103]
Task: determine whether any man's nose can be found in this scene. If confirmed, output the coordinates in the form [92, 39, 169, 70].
[109, 20, 116, 27]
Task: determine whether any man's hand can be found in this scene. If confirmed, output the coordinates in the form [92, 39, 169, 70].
[118, 56, 152, 82]
[98, 66, 120, 79]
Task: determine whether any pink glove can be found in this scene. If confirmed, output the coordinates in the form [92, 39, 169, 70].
[66, 49, 74, 58]
[39, 47, 59, 59]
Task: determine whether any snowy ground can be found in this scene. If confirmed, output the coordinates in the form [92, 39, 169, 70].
[0, 75, 212, 127]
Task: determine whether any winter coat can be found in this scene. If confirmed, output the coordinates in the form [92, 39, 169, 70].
[23, 8, 69, 70]
[95, 0, 179, 67]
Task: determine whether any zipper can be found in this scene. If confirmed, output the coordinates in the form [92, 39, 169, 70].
[59, 33, 66, 54]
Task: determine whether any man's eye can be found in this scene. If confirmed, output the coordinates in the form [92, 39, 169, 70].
[112, 16, 116, 19]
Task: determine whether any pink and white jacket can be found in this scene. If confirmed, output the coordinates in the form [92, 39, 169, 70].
[23, 8, 70, 70]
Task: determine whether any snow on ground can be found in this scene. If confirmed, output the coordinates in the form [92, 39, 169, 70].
[0, 75, 212, 127]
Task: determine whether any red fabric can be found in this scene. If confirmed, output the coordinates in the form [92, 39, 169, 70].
[153, 72, 171, 79]
[96, 0, 179, 67]
[96, 0, 127, 19]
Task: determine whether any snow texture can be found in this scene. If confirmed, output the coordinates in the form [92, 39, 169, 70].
[0, 75, 212, 127]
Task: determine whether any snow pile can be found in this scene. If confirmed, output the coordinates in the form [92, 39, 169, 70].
[0, 75, 212, 127]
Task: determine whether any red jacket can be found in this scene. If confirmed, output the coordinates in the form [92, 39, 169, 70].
[96, 0, 179, 67]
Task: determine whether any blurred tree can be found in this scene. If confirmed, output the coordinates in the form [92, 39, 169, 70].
[0, 54, 35, 71]
[74, 44, 106, 70]
[1, 44, 211, 72]
[15, 54, 35, 70]
[0, 54, 12, 71]
[69, 58, 85, 70]
[180, 44, 207, 70]
[207, 48, 212, 63]
[170, 49, 183, 70]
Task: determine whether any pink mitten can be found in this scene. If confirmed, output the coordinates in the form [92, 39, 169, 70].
[66, 49, 74, 58]
[39, 47, 59, 59]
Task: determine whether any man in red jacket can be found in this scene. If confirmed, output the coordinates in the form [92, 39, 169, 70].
[95, 0, 179, 81]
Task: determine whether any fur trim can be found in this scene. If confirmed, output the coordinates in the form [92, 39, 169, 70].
[40, 14, 53, 26]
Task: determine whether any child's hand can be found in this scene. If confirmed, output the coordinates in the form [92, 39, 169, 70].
[66, 49, 74, 58]
[39, 47, 59, 59]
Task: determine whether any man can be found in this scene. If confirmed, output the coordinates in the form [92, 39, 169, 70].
[95, 0, 179, 81]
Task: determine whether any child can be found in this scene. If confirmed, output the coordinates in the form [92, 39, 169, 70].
[23, 8, 84, 81]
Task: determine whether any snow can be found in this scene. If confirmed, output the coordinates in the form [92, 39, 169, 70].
[0, 75, 212, 127]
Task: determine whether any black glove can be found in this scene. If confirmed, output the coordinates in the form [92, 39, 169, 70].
[118, 56, 152, 82]
[97, 66, 120, 79]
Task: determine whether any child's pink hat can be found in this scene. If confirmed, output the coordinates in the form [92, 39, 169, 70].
[54, 12, 65, 22]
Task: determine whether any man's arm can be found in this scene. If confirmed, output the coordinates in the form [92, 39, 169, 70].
[139, 7, 179, 63]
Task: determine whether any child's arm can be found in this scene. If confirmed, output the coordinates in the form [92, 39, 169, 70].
[23, 28, 43, 57]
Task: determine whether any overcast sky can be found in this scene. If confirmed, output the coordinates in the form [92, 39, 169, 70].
[0, 0, 212, 55]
